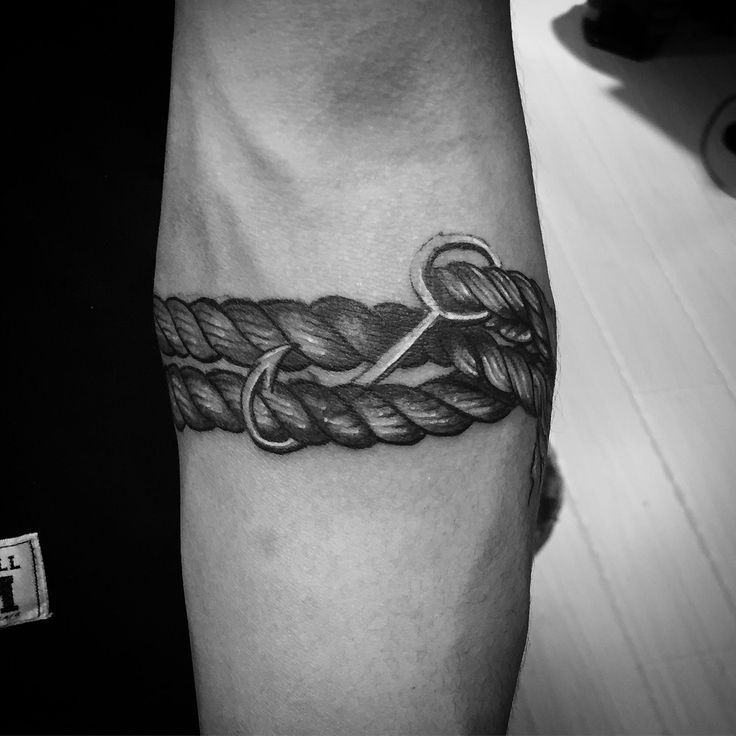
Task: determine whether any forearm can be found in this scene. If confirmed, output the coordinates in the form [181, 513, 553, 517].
[157, 0, 543, 291]
[156, 2, 554, 733]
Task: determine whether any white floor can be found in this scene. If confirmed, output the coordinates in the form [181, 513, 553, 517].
[508, 2, 736, 733]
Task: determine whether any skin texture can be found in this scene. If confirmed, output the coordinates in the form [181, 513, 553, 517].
[156, 1, 555, 733]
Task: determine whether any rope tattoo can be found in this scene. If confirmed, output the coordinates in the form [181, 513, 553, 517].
[154, 234, 556, 495]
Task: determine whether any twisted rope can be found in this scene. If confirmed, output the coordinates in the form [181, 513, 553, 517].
[154, 262, 552, 375]
[166, 365, 515, 444]
[164, 362, 549, 488]
[157, 253, 554, 486]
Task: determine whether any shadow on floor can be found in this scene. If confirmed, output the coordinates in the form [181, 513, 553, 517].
[551, 4, 736, 167]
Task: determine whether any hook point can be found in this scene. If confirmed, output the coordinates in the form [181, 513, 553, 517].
[242, 344, 301, 453]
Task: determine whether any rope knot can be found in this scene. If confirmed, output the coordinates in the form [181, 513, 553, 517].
[410, 234, 503, 324]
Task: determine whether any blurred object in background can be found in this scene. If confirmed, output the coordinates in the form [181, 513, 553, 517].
[535, 450, 564, 554]
[702, 95, 736, 198]
[582, 0, 735, 60]
[555, 1, 736, 200]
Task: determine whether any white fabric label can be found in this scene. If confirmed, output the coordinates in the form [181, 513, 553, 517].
[0, 532, 51, 628]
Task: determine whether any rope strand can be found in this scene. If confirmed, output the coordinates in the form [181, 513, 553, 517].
[166, 364, 517, 449]
[154, 264, 552, 372]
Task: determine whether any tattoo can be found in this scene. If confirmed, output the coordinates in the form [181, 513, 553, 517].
[154, 234, 556, 495]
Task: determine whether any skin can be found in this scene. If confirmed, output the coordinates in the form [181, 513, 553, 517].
[156, 1, 555, 733]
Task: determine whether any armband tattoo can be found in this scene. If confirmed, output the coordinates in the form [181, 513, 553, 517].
[154, 234, 556, 496]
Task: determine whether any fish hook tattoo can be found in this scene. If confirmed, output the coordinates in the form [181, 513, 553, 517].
[154, 233, 556, 497]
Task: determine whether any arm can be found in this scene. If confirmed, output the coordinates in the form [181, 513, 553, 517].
[155, 1, 555, 732]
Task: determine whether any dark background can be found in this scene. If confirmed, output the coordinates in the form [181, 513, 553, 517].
[6, 3, 199, 733]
